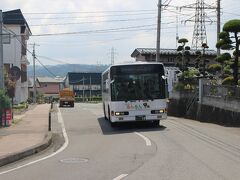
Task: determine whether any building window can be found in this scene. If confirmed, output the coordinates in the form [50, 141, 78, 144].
[4, 64, 10, 77]
[167, 57, 174, 63]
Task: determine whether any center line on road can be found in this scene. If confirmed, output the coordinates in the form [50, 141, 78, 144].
[0, 107, 69, 175]
[134, 132, 151, 146]
[113, 174, 128, 180]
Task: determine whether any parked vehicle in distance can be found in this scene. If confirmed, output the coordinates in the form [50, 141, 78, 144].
[102, 62, 168, 127]
[59, 88, 75, 107]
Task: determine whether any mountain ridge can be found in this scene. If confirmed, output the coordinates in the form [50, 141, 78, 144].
[27, 64, 109, 77]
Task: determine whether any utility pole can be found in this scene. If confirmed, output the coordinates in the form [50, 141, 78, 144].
[31, 43, 39, 103]
[217, 0, 221, 56]
[156, 0, 162, 62]
[176, 14, 179, 48]
[83, 76, 85, 102]
[0, 10, 4, 89]
[90, 75, 92, 102]
[111, 47, 115, 65]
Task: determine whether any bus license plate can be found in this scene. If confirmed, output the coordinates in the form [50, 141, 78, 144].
[136, 115, 146, 121]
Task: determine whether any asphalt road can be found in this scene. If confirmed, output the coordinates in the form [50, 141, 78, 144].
[0, 103, 240, 180]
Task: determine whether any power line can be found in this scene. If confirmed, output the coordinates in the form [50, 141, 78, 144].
[36, 55, 72, 65]
[32, 25, 215, 47]
[35, 57, 57, 77]
[30, 18, 179, 27]
[7, 12, 157, 21]
[7, 9, 156, 15]
[7, 8, 186, 22]
[29, 21, 217, 39]
[30, 17, 157, 26]
[31, 24, 157, 36]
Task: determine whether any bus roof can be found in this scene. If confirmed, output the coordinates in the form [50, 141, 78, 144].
[102, 61, 164, 75]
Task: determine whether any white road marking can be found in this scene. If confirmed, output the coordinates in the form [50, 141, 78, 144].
[113, 174, 128, 180]
[0, 107, 69, 175]
[134, 132, 152, 146]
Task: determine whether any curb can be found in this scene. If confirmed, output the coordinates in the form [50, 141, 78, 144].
[0, 132, 52, 167]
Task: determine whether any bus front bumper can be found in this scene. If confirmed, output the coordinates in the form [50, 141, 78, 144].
[110, 113, 167, 123]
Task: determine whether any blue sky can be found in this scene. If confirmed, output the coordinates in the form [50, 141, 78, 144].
[1, 0, 239, 65]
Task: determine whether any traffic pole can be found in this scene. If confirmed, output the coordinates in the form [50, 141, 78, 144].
[156, 0, 162, 62]
[0, 10, 4, 89]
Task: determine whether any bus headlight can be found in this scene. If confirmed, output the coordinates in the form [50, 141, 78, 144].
[115, 111, 129, 116]
[159, 109, 165, 113]
[151, 109, 166, 114]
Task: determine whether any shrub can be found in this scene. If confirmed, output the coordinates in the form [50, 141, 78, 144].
[222, 76, 234, 85]
[13, 102, 28, 110]
[75, 96, 102, 102]
[174, 82, 186, 91]
[0, 89, 11, 110]
[207, 64, 222, 74]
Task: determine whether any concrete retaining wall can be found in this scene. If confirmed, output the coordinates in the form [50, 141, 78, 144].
[168, 98, 240, 126]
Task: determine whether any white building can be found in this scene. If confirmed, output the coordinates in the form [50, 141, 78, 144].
[3, 9, 31, 104]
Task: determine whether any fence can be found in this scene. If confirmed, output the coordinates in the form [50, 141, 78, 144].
[203, 84, 240, 100]
[201, 84, 240, 113]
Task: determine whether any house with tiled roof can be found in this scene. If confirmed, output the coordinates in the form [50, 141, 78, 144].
[3, 9, 32, 104]
[131, 48, 217, 67]
[36, 77, 64, 97]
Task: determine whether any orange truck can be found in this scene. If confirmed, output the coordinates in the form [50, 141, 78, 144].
[59, 88, 75, 107]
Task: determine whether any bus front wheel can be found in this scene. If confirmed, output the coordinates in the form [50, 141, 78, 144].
[108, 107, 116, 127]
[152, 120, 160, 127]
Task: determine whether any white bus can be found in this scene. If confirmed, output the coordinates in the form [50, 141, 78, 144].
[102, 62, 168, 126]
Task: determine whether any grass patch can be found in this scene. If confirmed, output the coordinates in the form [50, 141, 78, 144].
[12, 118, 23, 125]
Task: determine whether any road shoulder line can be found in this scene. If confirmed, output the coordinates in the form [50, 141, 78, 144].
[0, 107, 69, 175]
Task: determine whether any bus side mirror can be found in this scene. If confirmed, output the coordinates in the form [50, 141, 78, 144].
[161, 75, 167, 80]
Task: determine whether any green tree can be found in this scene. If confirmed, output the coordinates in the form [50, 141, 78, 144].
[176, 38, 191, 72]
[216, 19, 240, 85]
[200, 43, 210, 78]
[209, 53, 231, 79]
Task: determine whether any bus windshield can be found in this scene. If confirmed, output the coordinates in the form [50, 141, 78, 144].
[110, 64, 165, 101]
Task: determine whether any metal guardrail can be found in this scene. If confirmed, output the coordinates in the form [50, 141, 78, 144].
[203, 84, 240, 99]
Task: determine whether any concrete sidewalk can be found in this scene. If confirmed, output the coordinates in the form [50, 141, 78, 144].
[0, 104, 52, 167]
